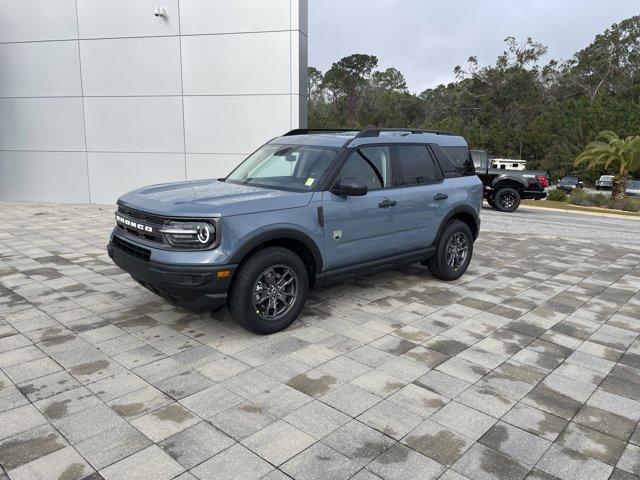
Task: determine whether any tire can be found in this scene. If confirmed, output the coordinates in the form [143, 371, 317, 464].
[426, 220, 473, 281]
[228, 247, 308, 334]
[494, 187, 521, 212]
[487, 197, 497, 209]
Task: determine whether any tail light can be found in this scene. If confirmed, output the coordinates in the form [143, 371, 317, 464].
[536, 175, 549, 188]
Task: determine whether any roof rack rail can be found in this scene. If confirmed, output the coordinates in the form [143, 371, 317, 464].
[282, 128, 356, 136]
[353, 128, 454, 139]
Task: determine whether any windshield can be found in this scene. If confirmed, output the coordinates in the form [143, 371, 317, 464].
[600, 176, 613, 181]
[559, 177, 578, 184]
[628, 181, 640, 188]
[226, 144, 339, 191]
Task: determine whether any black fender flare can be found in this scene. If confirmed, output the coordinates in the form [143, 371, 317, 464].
[228, 226, 324, 272]
[432, 205, 480, 245]
[492, 176, 527, 192]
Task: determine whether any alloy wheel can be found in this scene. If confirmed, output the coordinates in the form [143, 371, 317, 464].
[252, 265, 298, 321]
[445, 232, 469, 271]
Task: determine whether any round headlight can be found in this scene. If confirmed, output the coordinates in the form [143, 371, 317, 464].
[196, 224, 210, 244]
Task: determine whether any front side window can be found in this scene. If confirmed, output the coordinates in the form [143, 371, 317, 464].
[226, 144, 339, 191]
[396, 145, 438, 185]
[336, 146, 391, 191]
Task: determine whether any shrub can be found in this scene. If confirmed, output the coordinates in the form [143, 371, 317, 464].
[568, 189, 592, 206]
[609, 196, 640, 212]
[547, 189, 567, 202]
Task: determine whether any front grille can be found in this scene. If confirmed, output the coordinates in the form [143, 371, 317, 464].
[113, 236, 151, 262]
[116, 205, 166, 244]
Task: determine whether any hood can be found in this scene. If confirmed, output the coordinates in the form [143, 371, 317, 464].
[118, 179, 313, 217]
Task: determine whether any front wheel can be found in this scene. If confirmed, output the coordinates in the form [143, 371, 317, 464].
[228, 247, 308, 334]
[425, 220, 473, 281]
[494, 188, 521, 212]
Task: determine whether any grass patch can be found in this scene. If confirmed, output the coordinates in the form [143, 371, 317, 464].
[521, 199, 640, 218]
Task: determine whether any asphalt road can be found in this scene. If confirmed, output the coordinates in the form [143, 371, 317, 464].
[481, 204, 640, 248]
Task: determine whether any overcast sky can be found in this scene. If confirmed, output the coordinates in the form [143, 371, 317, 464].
[308, 0, 639, 93]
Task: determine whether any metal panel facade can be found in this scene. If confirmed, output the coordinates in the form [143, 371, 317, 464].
[0, 0, 308, 204]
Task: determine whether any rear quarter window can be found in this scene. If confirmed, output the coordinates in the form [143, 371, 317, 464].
[432, 145, 475, 177]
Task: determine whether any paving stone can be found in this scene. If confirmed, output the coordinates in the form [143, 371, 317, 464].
[402, 419, 474, 466]
[210, 400, 277, 441]
[587, 389, 640, 421]
[108, 385, 173, 420]
[241, 419, 315, 466]
[287, 369, 342, 398]
[192, 443, 273, 480]
[284, 400, 350, 439]
[521, 385, 582, 420]
[617, 443, 640, 476]
[557, 422, 626, 466]
[430, 402, 496, 441]
[323, 420, 395, 466]
[74, 423, 152, 470]
[85, 371, 149, 402]
[452, 443, 530, 480]
[501, 403, 568, 442]
[367, 443, 445, 480]
[413, 370, 471, 398]
[130, 403, 199, 443]
[0, 424, 67, 471]
[100, 445, 184, 480]
[573, 404, 637, 441]
[358, 399, 423, 440]
[0, 404, 47, 441]
[281, 442, 360, 480]
[479, 422, 551, 467]
[54, 402, 126, 443]
[159, 422, 234, 469]
[252, 383, 312, 418]
[536, 443, 613, 480]
[154, 371, 214, 400]
[179, 384, 242, 419]
[7, 446, 93, 480]
[351, 369, 407, 398]
[320, 383, 381, 417]
[387, 383, 448, 417]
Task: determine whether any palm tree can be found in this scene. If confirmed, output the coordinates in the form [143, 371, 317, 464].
[574, 131, 640, 199]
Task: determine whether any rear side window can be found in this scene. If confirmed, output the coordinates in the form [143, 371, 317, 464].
[395, 146, 438, 185]
[432, 145, 475, 177]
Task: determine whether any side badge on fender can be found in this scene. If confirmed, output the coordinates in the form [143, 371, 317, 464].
[333, 230, 342, 240]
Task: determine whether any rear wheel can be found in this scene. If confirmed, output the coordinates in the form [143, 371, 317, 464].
[426, 220, 473, 281]
[228, 247, 308, 334]
[487, 197, 497, 209]
[494, 188, 521, 212]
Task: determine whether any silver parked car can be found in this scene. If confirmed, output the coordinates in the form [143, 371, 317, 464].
[626, 180, 640, 197]
[595, 175, 614, 190]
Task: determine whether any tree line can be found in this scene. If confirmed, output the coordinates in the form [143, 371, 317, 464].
[308, 16, 640, 182]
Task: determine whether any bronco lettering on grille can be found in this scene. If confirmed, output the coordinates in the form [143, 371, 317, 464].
[116, 214, 153, 233]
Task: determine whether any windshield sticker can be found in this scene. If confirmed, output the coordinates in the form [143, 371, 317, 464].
[305, 178, 315, 186]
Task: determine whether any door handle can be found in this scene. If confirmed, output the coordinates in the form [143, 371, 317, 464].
[378, 199, 397, 208]
[434, 193, 448, 201]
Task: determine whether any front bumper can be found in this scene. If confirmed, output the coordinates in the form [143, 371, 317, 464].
[108, 236, 236, 313]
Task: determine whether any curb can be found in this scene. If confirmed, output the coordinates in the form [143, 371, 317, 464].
[517, 204, 640, 221]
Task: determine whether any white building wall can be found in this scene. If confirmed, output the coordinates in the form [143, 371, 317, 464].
[0, 0, 308, 204]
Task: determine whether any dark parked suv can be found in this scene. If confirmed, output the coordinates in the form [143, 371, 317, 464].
[108, 128, 483, 333]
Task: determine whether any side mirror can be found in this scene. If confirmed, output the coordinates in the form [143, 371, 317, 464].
[331, 179, 368, 197]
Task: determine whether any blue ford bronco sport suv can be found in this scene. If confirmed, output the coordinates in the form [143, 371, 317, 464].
[108, 128, 483, 334]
